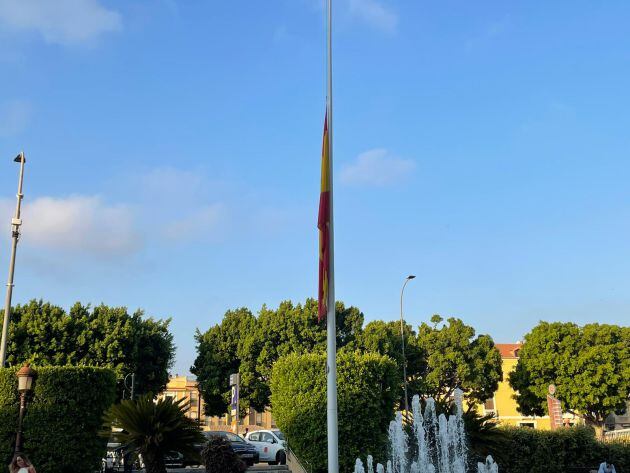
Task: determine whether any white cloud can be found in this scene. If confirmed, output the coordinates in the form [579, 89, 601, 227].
[348, 0, 398, 33]
[0, 195, 142, 257]
[0, 99, 31, 137]
[0, 0, 121, 45]
[341, 148, 415, 186]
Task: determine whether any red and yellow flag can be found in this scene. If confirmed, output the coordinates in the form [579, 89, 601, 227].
[318, 113, 331, 322]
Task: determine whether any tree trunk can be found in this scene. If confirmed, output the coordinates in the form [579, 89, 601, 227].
[585, 418, 605, 441]
[144, 449, 167, 473]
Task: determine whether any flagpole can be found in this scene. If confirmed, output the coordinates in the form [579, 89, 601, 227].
[326, 0, 339, 471]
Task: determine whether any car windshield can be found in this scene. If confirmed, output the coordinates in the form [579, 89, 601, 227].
[205, 431, 245, 443]
[224, 432, 245, 443]
[272, 430, 285, 440]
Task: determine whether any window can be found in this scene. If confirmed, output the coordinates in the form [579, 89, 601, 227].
[249, 432, 260, 442]
[518, 422, 535, 428]
[256, 412, 263, 425]
[484, 398, 495, 412]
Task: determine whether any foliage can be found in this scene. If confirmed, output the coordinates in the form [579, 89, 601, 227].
[485, 426, 630, 473]
[509, 321, 630, 434]
[0, 366, 116, 473]
[192, 307, 257, 415]
[461, 411, 506, 465]
[415, 315, 503, 407]
[355, 319, 424, 408]
[192, 299, 364, 415]
[201, 436, 246, 473]
[4, 299, 175, 396]
[270, 351, 397, 473]
[103, 395, 204, 473]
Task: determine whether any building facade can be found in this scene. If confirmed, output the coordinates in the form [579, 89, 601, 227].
[157, 376, 205, 424]
[487, 343, 580, 429]
[158, 375, 276, 432]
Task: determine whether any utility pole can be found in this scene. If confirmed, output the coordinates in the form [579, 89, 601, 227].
[0, 153, 26, 367]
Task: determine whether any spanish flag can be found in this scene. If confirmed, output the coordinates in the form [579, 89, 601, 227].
[318, 113, 331, 322]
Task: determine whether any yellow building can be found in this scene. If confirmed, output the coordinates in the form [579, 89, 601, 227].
[485, 344, 580, 429]
[157, 375, 205, 424]
[159, 375, 276, 432]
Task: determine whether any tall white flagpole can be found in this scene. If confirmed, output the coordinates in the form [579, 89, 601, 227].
[326, 0, 339, 471]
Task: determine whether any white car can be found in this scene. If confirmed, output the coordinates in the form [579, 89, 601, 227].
[245, 429, 287, 465]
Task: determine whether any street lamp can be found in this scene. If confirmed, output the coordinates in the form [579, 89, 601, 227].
[0, 152, 26, 367]
[15, 363, 35, 455]
[400, 275, 415, 421]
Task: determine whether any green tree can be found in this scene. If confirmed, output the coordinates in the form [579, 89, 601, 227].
[509, 321, 630, 437]
[415, 315, 502, 408]
[5, 300, 174, 396]
[191, 299, 364, 416]
[191, 308, 256, 416]
[103, 395, 204, 473]
[356, 320, 424, 408]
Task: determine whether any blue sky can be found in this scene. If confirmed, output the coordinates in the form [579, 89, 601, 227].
[0, 0, 629, 375]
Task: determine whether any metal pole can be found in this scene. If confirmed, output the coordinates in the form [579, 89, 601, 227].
[0, 152, 25, 367]
[130, 373, 135, 400]
[14, 391, 26, 455]
[400, 275, 415, 421]
[235, 376, 240, 436]
[326, 0, 338, 471]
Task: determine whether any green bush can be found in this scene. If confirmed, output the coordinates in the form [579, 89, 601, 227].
[486, 426, 630, 473]
[0, 366, 116, 473]
[270, 351, 398, 473]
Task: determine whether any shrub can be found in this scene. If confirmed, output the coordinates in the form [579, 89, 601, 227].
[270, 351, 398, 473]
[202, 436, 246, 473]
[0, 366, 116, 473]
[486, 426, 630, 473]
[103, 395, 204, 473]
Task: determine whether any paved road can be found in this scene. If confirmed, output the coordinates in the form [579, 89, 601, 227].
[165, 466, 283, 473]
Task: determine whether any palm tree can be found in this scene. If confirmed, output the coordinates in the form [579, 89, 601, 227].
[102, 394, 205, 473]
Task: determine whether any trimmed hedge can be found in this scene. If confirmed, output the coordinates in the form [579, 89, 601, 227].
[0, 366, 117, 473]
[270, 351, 398, 473]
[486, 426, 630, 473]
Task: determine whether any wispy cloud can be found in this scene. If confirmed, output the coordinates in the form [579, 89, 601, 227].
[348, 0, 398, 33]
[0, 0, 121, 45]
[0, 99, 32, 137]
[0, 195, 142, 257]
[341, 148, 415, 186]
[162, 203, 228, 243]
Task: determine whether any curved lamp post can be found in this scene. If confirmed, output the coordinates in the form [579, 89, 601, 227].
[15, 363, 35, 455]
[400, 275, 415, 420]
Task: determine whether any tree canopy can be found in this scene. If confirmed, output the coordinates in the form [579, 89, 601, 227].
[355, 319, 425, 406]
[4, 299, 175, 396]
[192, 301, 502, 418]
[191, 299, 364, 415]
[415, 315, 502, 408]
[509, 321, 630, 435]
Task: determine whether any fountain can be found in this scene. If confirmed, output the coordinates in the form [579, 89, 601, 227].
[355, 389, 497, 473]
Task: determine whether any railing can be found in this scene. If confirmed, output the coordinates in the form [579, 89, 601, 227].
[604, 428, 630, 445]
